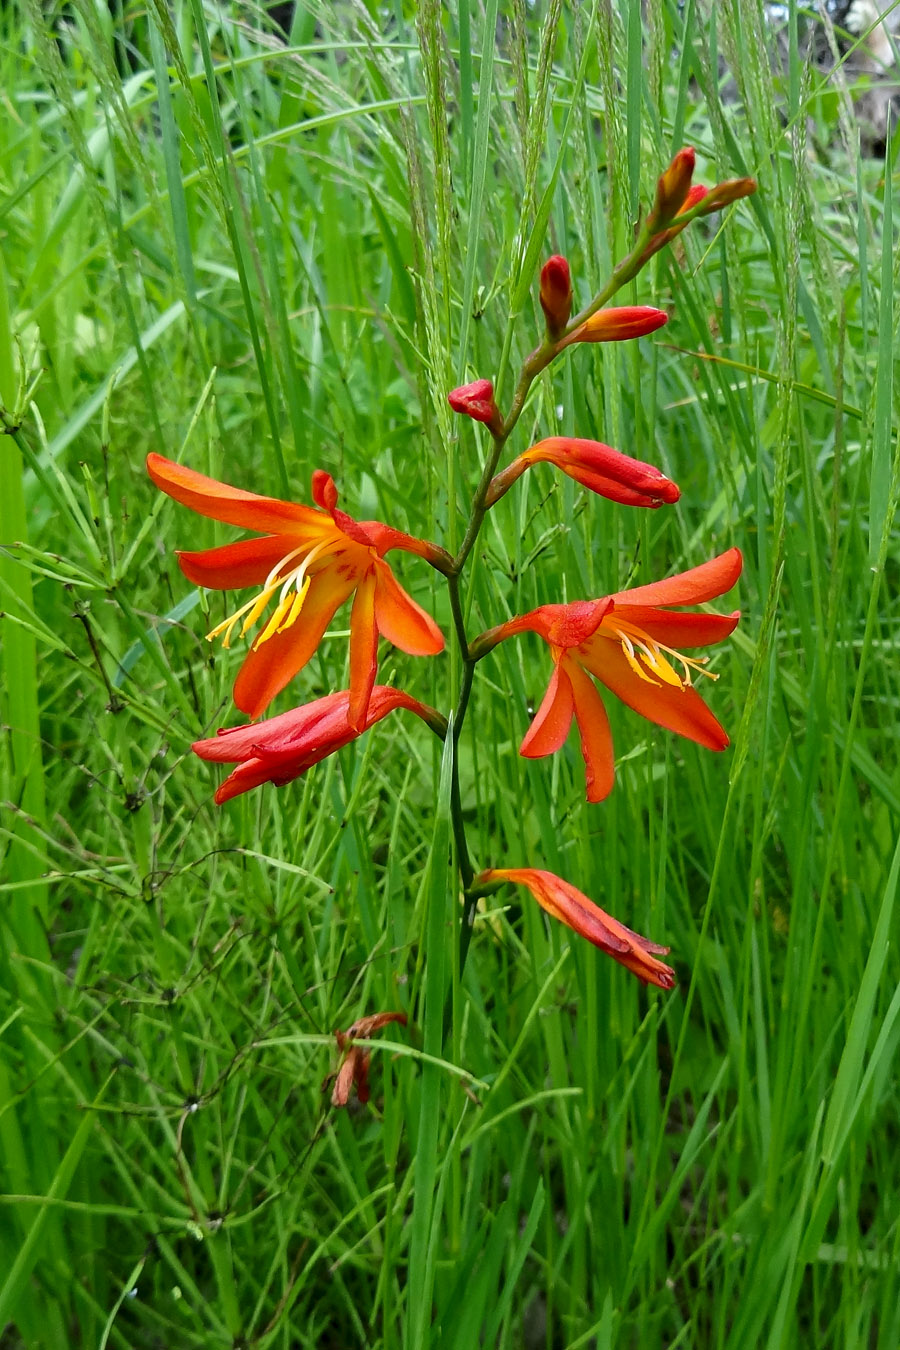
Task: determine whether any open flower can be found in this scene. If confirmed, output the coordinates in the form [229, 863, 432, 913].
[472, 548, 742, 802]
[485, 437, 680, 509]
[478, 868, 675, 989]
[147, 454, 445, 726]
[192, 686, 446, 804]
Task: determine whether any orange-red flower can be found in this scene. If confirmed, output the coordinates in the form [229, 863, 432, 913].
[478, 868, 675, 988]
[192, 686, 445, 804]
[485, 436, 680, 509]
[472, 548, 742, 802]
[558, 305, 669, 350]
[147, 454, 445, 726]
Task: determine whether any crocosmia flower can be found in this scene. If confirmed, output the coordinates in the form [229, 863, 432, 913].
[147, 455, 444, 726]
[486, 437, 680, 509]
[472, 548, 742, 802]
[478, 867, 675, 989]
[192, 686, 445, 804]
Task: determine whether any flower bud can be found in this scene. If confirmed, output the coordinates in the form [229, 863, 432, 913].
[539, 255, 573, 337]
[699, 177, 757, 212]
[448, 379, 503, 434]
[647, 147, 695, 231]
[558, 306, 668, 349]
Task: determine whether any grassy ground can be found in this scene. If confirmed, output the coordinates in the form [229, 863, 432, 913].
[1, 1, 899, 1346]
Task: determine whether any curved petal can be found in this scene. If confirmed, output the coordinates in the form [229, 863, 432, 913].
[520, 660, 575, 758]
[566, 660, 615, 802]
[372, 562, 444, 656]
[600, 606, 741, 650]
[361, 520, 444, 562]
[193, 692, 352, 763]
[232, 566, 357, 718]
[348, 570, 378, 731]
[581, 638, 730, 750]
[610, 548, 742, 608]
[213, 759, 273, 804]
[176, 535, 296, 590]
[147, 453, 327, 537]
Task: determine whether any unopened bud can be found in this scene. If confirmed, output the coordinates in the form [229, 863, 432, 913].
[539, 255, 573, 337]
[647, 147, 695, 231]
[699, 177, 757, 212]
[448, 379, 503, 434]
[558, 306, 668, 349]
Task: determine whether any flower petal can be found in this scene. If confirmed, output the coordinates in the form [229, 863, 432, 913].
[610, 548, 742, 608]
[232, 566, 357, 718]
[176, 535, 297, 589]
[147, 453, 326, 536]
[581, 638, 730, 750]
[372, 561, 444, 656]
[604, 605, 741, 650]
[520, 660, 575, 758]
[565, 660, 615, 802]
[348, 570, 378, 732]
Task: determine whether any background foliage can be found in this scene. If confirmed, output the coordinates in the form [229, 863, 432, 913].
[1, 1, 899, 1346]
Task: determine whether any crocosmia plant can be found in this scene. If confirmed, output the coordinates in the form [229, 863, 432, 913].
[150, 148, 753, 1036]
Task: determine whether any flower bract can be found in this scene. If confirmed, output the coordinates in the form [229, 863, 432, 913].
[148, 454, 444, 727]
[478, 867, 675, 988]
[476, 548, 742, 802]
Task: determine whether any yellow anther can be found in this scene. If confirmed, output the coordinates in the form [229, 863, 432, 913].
[239, 582, 280, 638]
[606, 618, 717, 691]
[255, 593, 295, 647]
[277, 578, 310, 633]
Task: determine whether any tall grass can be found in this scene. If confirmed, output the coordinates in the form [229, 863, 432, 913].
[1, 1, 898, 1345]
